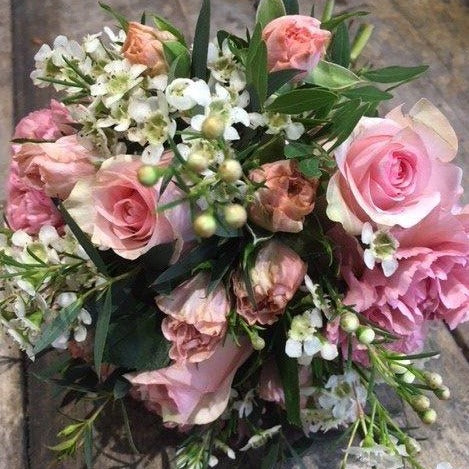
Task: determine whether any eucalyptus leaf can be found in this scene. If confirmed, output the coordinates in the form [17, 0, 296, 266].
[267, 88, 337, 114]
[305, 60, 361, 89]
[191, 0, 211, 79]
[256, 0, 286, 28]
[362, 65, 428, 84]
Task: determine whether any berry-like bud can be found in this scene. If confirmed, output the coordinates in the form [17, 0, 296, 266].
[402, 370, 416, 384]
[357, 326, 375, 345]
[138, 165, 161, 186]
[340, 312, 360, 333]
[424, 372, 443, 389]
[405, 438, 422, 455]
[219, 159, 243, 183]
[410, 394, 430, 412]
[391, 363, 408, 375]
[251, 334, 265, 351]
[224, 204, 247, 228]
[421, 408, 437, 425]
[435, 385, 450, 400]
[201, 116, 225, 139]
[187, 151, 210, 173]
[193, 213, 217, 238]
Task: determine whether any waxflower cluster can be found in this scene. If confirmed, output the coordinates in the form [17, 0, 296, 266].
[1, 1, 468, 469]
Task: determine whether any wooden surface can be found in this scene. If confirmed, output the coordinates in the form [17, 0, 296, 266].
[1, 1, 468, 468]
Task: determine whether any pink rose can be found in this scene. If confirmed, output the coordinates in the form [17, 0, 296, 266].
[125, 338, 252, 426]
[262, 15, 331, 76]
[13, 134, 96, 199]
[5, 162, 64, 234]
[249, 160, 319, 233]
[122, 22, 175, 76]
[66, 154, 193, 260]
[233, 241, 307, 325]
[157, 272, 229, 363]
[327, 99, 462, 235]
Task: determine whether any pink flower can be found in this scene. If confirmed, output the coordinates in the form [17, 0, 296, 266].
[262, 15, 331, 76]
[5, 162, 64, 234]
[13, 134, 96, 199]
[65, 154, 193, 260]
[249, 160, 319, 233]
[327, 99, 462, 235]
[157, 272, 229, 363]
[125, 338, 252, 426]
[233, 241, 307, 325]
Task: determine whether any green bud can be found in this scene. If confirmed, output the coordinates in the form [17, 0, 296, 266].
[224, 204, 247, 228]
[187, 151, 210, 173]
[138, 165, 161, 187]
[420, 408, 437, 425]
[193, 212, 217, 238]
[219, 159, 243, 183]
[340, 312, 360, 333]
[402, 370, 416, 384]
[405, 437, 421, 455]
[390, 363, 408, 375]
[424, 371, 443, 389]
[251, 334, 265, 351]
[357, 326, 375, 345]
[410, 394, 430, 412]
[435, 385, 450, 400]
[202, 116, 225, 139]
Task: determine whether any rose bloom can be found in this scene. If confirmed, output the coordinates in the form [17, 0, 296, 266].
[13, 134, 96, 200]
[262, 15, 331, 76]
[157, 272, 229, 363]
[66, 154, 193, 260]
[249, 160, 319, 233]
[327, 99, 462, 235]
[233, 241, 307, 325]
[125, 338, 252, 426]
[123, 22, 175, 76]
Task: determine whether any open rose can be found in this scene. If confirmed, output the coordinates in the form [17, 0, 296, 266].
[123, 22, 175, 76]
[233, 241, 307, 325]
[125, 338, 252, 426]
[157, 272, 229, 363]
[249, 160, 319, 233]
[65, 154, 193, 260]
[262, 15, 331, 77]
[13, 134, 96, 199]
[327, 99, 462, 235]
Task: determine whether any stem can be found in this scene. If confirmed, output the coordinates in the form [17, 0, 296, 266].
[321, 0, 335, 22]
[350, 24, 374, 62]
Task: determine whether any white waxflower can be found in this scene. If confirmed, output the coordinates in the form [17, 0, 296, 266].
[83, 32, 108, 61]
[146, 74, 168, 91]
[207, 40, 246, 89]
[97, 99, 132, 132]
[166, 78, 211, 111]
[104, 26, 126, 45]
[303, 275, 332, 318]
[250, 111, 305, 140]
[361, 222, 399, 277]
[233, 389, 256, 418]
[90, 59, 147, 107]
[11, 230, 33, 248]
[52, 332, 69, 350]
[346, 442, 405, 469]
[240, 425, 282, 451]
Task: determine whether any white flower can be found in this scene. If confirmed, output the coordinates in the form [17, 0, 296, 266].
[233, 389, 256, 418]
[90, 59, 146, 107]
[361, 222, 399, 277]
[11, 230, 33, 248]
[240, 425, 282, 451]
[250, 111, 305, 140]
[166, 78, 211, 111]
[207, 40, 246, 88]
[104, 26, 126, 45]
[38, 226, 60, 246]
[303, 275, 332, 318]
[346, 437, 406, 469]
[97, 99, 132, 132]
[83, 32, 107, 61]
[52, 332, 70, 350]
[56, 292, 78, 308]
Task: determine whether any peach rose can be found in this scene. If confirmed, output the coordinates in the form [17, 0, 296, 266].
[65, 154, 193, 260]
[13, 134, 96, 199]
[122, 22, 175, 76]
[262, 15, 331, 76]
[327, 99, 462, 235]
[125, 338, 252, 426]
[249, 160, 319, 233]
[157, 272, 229, 363]
[233, 241, 307, 325]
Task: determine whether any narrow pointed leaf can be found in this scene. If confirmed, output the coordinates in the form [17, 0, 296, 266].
[282, 0, 299, 15]
[191, 0, 211, 79]
[362, 65, 429, 84]
[267, 88, 337, 114]
[256, 0, 286, 28]
[94, 287, 113, 374]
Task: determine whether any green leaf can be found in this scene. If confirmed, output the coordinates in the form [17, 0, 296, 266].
[152, 15, 186, 46]
[362, 65, 429, 84]
[262, 440, 280, 469]
[267, 69, 298, 96]
[282, 0, 299, 15]
[343, 85, 393, 102]
[330, 22, 350, 67]
[321, 11, 369, 30]
[33, 299, 84, 354]
[93, 287, 113, 375]
[191, 0, 211, 79]
[164, 42, 191, 80]
[305, 60, 361, 90]
[267, 88, 337, 114]
[58, 203, 109, 276]
[253, 134, 285, 165]
[284, 142, 313, 159]
[256, 0, 286, 28]
[246, 24, 268, 110]
[298, 158, 321, 178]
[98, 3, 128, 31]
[84, 426, 93, 469]
[208, 241, 241, 294]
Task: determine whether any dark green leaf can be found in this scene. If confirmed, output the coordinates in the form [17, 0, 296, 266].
[256, 0, 286, 28]
[298, 158, 321, 178]
[84, 426, 93, 469]
[167, 49, 191, 80]
[284, 142, 312, 159]
[120, 400, 139, 454]
[321, 11, 369, 30]
[191, 0, 211, 79]
[208, 241, 241, 293]
[253, 134, 285, 164]
[246, 24, 268, 110]
[343, 85, 393, 101]
[140, 12, 146, 25]
[362, 65, 428, 84]
[93, 287, 113, 374]
[282, 0, 299, 15]
[98, 3, 128, 31]
[262, 440, 280, 469]
[305, 60, 361, 90]
[152, 15, 186, 46]
[163, 41, 189, 63]
[330, 22, 350, 67]
[113, 377, 132, 399]
[267, 69, 298, 96]
[267, 88, 337, 114]
[33, 300, 84, 354]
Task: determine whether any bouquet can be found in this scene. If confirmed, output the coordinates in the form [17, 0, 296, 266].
[1, 0, 467, 467]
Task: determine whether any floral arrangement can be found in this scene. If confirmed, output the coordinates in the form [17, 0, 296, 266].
[1, 0, 467, 468]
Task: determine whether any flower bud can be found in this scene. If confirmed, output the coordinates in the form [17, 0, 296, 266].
[219, 159, 243, 183]
[410, 394, 430, 412]
[391, 363, 408, 375]
[435, 385, 450, 400]
[193, 213, 217, 238]
[405, 438, 421, 455]
[224, 204, 247, 228]
[251, 334, 265, 351]
[424, 372, 443, 389]
[138, 165, 161, 187]
[187, 151, 210, 173]
[357, 326, 375, 345]
[420, 408, 437, 425]
[202, 116, 225, 139]
[402, 370, 416, 384]
[340, 312, 360, 333]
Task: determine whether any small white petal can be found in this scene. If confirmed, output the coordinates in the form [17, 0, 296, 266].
[285, 338, 303, 358]
[223, 126, 240, 141]
[52, 333, 69, 350]
[285, 122, 305, 140]
[361, 222, 374, 244]
[11, 231, 32, 247]
[57, 292, 78, 308]
[74, 325, 87, 343]
[38, 226, 59, 245]
[382, 257, 399, 277]
[249, 113, 266, 129]
[78, 309, 92, 325]
[303, 336, 322, 356]
[142, 145, 164, 164]
[190, 114, 206, 131]
[320, 343, 338, 361]
[363, 249, 376, 270]
[188, 80, 212, 107]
